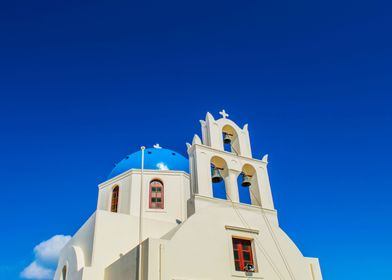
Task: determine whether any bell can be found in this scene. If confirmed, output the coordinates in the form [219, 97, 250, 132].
[223, 133, 232, 144]
[211, 167, 223, 183]
[241, 174, 252, 187]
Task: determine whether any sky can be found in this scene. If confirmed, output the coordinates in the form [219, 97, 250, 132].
[0, 0, 391, 279]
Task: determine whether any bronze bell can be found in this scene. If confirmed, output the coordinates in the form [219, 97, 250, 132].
[241, 174, 252, 187]
[223, 132, 232, 144]
[211, 167, 223, 183]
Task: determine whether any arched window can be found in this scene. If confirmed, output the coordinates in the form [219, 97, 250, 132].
[111, 186, 119, 212]
[61, 265, 67, 280]
[149, 179, 164, 209]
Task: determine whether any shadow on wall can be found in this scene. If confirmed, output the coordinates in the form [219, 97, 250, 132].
[104, 245, 140, 280]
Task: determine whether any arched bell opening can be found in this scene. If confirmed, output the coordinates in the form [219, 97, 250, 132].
[237, 164, 261, 206]
[237, 173, 251, 204]
[210, 156, 228, 200]
[222, 125, 240, 155]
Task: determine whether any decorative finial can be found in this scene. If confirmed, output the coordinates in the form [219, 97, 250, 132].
[153, 143, 162, 149]
[192, 134, 202, 145]
[219, 109, 229, 119]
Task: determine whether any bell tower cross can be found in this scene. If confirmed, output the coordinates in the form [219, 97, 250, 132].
[219, 109, 229, 119]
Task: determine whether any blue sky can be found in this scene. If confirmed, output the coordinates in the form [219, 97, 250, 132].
[0, 0, 391, 279]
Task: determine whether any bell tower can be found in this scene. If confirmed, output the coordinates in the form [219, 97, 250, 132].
[187, 111, 275, 210]
[199, 110, 253, 157]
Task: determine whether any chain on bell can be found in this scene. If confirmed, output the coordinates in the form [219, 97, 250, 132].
[211, 167, 223, 183]
[223, 132, 232, 144]
[241, 174, 252, 187]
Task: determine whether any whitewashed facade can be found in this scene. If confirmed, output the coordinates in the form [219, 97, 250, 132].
[54, 111, 322, 280]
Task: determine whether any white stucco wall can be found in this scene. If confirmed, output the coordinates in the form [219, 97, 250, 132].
[55, 169, 191, 280]
[54, 213, 96, 280]
[98, 169, 190, 223]
[160, 195, 317, 280]
[101, 195, 322, 280]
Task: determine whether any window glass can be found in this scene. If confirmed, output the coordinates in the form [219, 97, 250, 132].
[232, 238, 254, 272]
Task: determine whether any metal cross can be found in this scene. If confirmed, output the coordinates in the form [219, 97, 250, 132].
[219, 109, 229, 119]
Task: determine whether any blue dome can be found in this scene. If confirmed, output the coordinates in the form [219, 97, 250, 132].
[108, 147, 189, 179]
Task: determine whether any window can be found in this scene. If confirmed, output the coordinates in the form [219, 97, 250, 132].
[111, 186, 119, 212]
[149, 179, 164, 209]
[62, 266, 67, 280]
[232, 238, 254, 272]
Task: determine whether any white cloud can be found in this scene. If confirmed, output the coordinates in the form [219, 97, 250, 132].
[156, 162, 169, 170]
[21, 234, 71, 280]
[34, 235, 71, 264]
[20, 262, 54, 280]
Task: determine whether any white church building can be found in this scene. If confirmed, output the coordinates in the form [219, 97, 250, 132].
[55, 111, 323, 280]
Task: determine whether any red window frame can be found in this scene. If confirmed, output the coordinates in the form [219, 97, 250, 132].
[232, 238, 254, 272]
[111, 186, 119, 212]
[149, 179, 164, 209]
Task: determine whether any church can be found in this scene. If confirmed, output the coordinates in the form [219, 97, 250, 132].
[54, 111, 323, 280]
